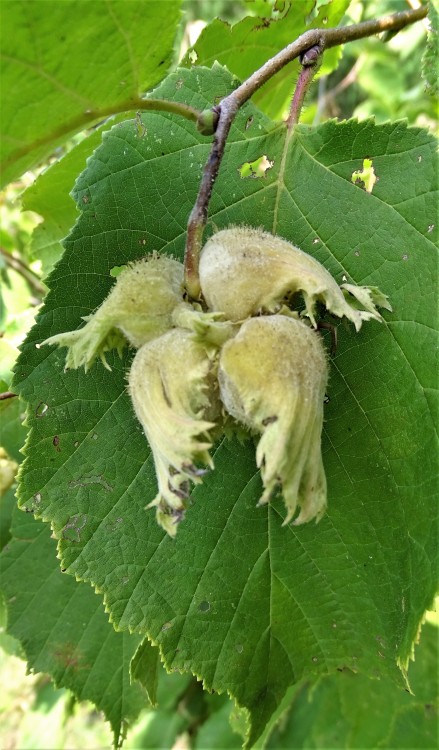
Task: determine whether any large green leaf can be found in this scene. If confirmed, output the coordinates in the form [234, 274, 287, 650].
[22, 114, 135, 278]
[0, 0, 181, 186]
[13, 66, 438, 745]
[266, 620, 438, 748]
[183, 0, 350, 119]
[422, 0, 439, 97]
[0, 507, 148, 747]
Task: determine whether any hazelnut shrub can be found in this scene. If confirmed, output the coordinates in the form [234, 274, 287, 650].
[44, 227, 390, 536]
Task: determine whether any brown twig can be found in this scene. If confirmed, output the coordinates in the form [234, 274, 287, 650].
[183, 4, 428, 297]
[184, 100, 238, 299]
[0, 391, 17, 401]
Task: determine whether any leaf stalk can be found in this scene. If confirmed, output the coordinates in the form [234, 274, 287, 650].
[287, 44, 323, 128]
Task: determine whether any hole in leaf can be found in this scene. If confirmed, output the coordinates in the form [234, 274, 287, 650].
[188, 49, 198, 64]
[351, 158, 377, 193]
[135, 111, 147, 138]
[238, 155, 274, 179]
[110, 265, 127, 278]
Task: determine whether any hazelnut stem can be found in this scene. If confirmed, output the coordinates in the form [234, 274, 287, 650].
[287, 44, 323, 128]
[183, 4, 428, 299]
[184, 99, 238, 299]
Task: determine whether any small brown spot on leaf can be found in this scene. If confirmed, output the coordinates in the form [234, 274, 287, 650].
[54, 643, 88, 673]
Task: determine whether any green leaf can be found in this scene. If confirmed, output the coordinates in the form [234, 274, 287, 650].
[0, 392, 26, 464]
[131, 638, 160, 706]
[13, 66, 438, 745]
[0, 487, 16, 552]
[195, 696, 244, 749]
[0, 589, 23, 656]
[125, 669, 193, 749]
[0, 507, 148, 747]
[265, 621, 438, 749]
[0, 0, 181, 186]
[22, 114, 135, 278]
[126, 707, 187, 749]
[422, 1, 439, 97]
[182, 0, 350, 119]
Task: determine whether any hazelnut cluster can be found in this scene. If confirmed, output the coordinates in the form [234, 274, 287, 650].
[44, 228, 390, 535]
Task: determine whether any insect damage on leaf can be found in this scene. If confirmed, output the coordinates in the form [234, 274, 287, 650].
[43, 228, 391, 536]
[351, 158, 377, 193]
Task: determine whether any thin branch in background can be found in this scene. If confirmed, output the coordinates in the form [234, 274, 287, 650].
[314, 75, 327, 126]
[327, 54, 365, 99]
[314, 55, 365, 124]
[0, 246, 46, 297]
[183, 4, 428, 298]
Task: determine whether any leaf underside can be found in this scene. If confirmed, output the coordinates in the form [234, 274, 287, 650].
[12, 65, 438, 745]
[0, 0, 180, 186]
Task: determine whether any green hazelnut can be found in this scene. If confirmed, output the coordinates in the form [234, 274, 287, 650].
[218, 315, 328, 525]
[199, 227, 391, 329]
[43, 255, 184, 370]
[128, 328, 220, 536]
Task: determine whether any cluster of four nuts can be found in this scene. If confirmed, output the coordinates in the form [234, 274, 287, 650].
[44, 228, 390, 535]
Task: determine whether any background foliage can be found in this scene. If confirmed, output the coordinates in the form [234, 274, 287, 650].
[0, 1, 437, 748]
